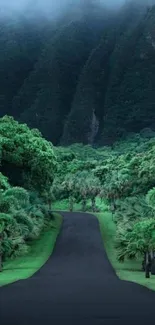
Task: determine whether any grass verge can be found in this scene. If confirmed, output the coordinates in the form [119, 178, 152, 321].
[96, 212, 155, 291]
[46, 199, 155, 291]
[0, 212, 62, 287]
[52, 197, 103, 212]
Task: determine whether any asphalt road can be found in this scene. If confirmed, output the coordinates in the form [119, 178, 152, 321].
[1, 212, 155, 325]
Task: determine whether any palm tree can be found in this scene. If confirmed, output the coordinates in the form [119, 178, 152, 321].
[62, 174, 77, 212]
[0, 224, 4, 272]
[42, 179, 62, 210]
[116, 219, 155, 278]
[86, 177, 101, 212]
[74, 171, 101, 212]
[0, 213, 23, 272]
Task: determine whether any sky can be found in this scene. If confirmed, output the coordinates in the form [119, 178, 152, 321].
[0, 0, 127, 14]
[0, 0, 153, 20]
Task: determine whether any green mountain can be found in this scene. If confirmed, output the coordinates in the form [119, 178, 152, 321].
[0, 1, 155, 145]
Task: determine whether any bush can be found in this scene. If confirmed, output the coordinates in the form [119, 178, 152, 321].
[0, 115, 57, 194]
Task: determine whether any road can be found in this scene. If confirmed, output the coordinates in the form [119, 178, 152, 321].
[1, 212, 155, 325]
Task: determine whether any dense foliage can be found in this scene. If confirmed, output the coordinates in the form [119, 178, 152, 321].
[1, 0, 155, 280]
[0, 2, 155, 145]
[0, 117, 57, 271]
[54, 131, 155, 278]
[0, 115, 56, 194]
[1, 114, 155, 279]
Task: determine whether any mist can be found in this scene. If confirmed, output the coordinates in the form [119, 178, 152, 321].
[0, 0, 134, 18]
[0, 0, 69, 17]
[0, 0, 154, 22]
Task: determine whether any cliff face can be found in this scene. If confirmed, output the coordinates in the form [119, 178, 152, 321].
[60, 2, 151, 145]
[99, 5, 155, 145]
[60, 29, 116, 145]
[0, 18, 44, 116]
[15, 17, 106, 144]
[0, 2, 155, 146]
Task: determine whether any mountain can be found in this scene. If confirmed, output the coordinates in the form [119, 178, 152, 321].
[0, 1, 155, 146]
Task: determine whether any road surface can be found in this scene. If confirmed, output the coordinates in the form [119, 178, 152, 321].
[1, 212, 155, 325]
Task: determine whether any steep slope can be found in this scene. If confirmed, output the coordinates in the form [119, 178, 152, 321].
[60, 28, 116, 145]
[14, 15, 106, 144]
[0, 1, 155, 146]
[99, 5, 155, 145]
[0, 18, 45, 116]
[61, 2, 146, 145]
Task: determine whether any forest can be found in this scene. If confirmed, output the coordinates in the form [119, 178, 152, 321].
[1, 115, 155, 283]
[1, 0, 155, 289]
[0, 1, 155, 146]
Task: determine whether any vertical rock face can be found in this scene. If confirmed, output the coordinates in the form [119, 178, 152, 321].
[60, 28, 116, 145]
[88, 111, 99, 145]
[61, 1, 146, 145]
[12, 12, 106, 145]
[99, 6, 155, 145]
[0, 18, 44, 117]
[0, 1, 155, 146]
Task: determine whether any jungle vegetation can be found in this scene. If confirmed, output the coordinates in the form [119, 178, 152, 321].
[54, 130, 155, 279]
[0, 1, 155, 146]
[0, 115, 58, 272]
[1, 115, 155, 279]
[1, 0, 155, 282]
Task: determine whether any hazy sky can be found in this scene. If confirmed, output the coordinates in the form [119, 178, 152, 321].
[0, 0, 152, 19]
[0, 0, 127, 13]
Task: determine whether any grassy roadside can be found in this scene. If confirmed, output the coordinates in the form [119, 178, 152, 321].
[0, 212, 62, 287]
[96, 212, 155, 291]
[52, 197, 104, 212]
[53, 199, 80, 211]
[48, 198, 155, 291]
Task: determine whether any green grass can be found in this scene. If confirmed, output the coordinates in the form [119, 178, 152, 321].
[53, 199, 81, 211]
[0, 213, 62, 287]
[96, 211, 155, 291]
[48, 198, 155, 291]
[52, 197, 103, 212]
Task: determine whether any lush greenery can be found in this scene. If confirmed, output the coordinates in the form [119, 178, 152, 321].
[2, 112, 155, 283]
[53, 131, 155, 280]
[97, 212, 155, 291]
[0, 213, 62, 287]
[1, 113, 155, 285]
[0, 2, 155, 146]
[1, 0, 155, 288]
[0, 116, 59, 274]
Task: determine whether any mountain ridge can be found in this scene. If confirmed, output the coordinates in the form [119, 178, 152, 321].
[0, 1, 155, 145]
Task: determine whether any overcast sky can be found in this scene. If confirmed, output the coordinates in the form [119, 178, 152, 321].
[0, 0, 127, 13]
[0, 0, 153, 20]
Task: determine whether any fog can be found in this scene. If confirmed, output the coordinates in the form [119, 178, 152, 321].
[0, 0, 153, 20]
[0, 0, 126, 11]
[0, 0, 132, 16]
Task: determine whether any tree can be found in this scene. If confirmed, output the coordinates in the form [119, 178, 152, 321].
[113, 195, 153, 224]
[0, 182, 57, 270]
[0, 213, 28, 272]
[0, 116, 57, 196]
[62, 174, 77, 211]
[116, 219, 155, 278]
[75, 171, 101, 212]
[146, 187, 155, 209]
[42, 178, 62, 210]
[0, 172, 10, 191]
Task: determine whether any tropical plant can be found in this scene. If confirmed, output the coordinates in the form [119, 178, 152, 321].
[0, 115, 57, 195]
[42, 178, 62, 210]
[62, 174, 77, 211]
[74, 171, 101, 211]
[146, 187, 155, 210]
[116, 219, 155, 278]
[0, 212, 28, 271]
